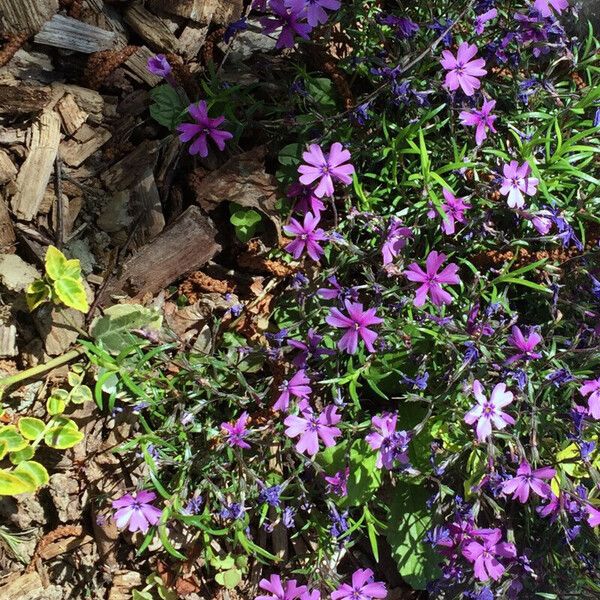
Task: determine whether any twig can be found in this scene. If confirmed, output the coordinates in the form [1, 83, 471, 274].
[54, 156, 64, 249]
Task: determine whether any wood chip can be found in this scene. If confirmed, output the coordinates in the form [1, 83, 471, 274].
[0, 84, 50, 116]
[131, 169, 165, 242]
[101, 139, 160, 191]
[51, 83, 104, 124]
[0, 572, 43, 599]
[123, 4, 179, 54]
[0, 323, 17, 357]
[56, 93, 88, 135]
[0, 198, 15, 250]
[148, 0, 243, 25]
[34, 14, 117, 54]
[177, 24, 209, 60]
[0, 0, 59, 36]
[107, 571, 143, 600]
[59, 124, 112, 167]
[11, 110, 61, 221]
[0, 149, 17, 184]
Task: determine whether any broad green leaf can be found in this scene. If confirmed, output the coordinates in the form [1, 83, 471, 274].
[230, 208, 262, 242]
[0, 426, 28, 452]
[13, 461, 49, 488]
[53, 277, 89, 312]
[132, 592, 154, 600]
[0, 439, 7, 461]
[215, 568, 242, 589]
[45, 419, 84, 449]
[9, 445, 35, 465]
[150, 85, 187, 130]
[26, 279, 52, 311]
[0, 469, 36, 495]
[18, 417, 45, 441]
[70, 384, 92, 405]
[47, 392, 67, 415]
[45, 246, 81, 281]
[278, 143, 303, 166]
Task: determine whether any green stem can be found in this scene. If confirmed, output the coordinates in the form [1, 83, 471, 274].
[0, 348, 84, 402]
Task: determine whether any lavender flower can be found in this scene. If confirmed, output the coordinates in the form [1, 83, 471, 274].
[177, 101, 233, 157]
[382, 218, 412, 264]
[465, 380, 515, 442]
[324, 467, 349, 496]
[365, 413, 410, 469]
[474, 8, 498, 34]
[284, 212, 327, 261]
[298, 142, 355, 198]
[256, 575, 307, 600]
[440, 42, 487, 96]
[147, 54, 172, 78]
[112, 490, 162, 534]
[506, 325, 542, 363]
[459, 100, 497, 145]
[221, 412, 251, 449]
[579, 376, 600, 419]
[326, 301, 383, 354]
[258, 485, 282, 507]
[499, 160, 539, 209]
[260, 0, 312, 50]
[500, 460, 556, 502]
[301, 0, 341, 27]
[274, 369, 311, 411]
[404, 251, 461, 307]
[534, 0, 569, 18]
[433, 189, 471, 235]
[331, 569, 387, 600]
[283, 405, 341, 456]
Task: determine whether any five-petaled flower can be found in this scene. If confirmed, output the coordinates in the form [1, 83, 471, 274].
[382, 218, 412, 264]
[404, 251, 461, 307]
[177, 101, 233, 157]
[500, 460, 556, 503]
[221, 411, 251, 449]
[440, 42, 487, 96]
[506, 325, 543, 364]
[365, 413, 410, 470]
[256, 574, 307, 600]
[303, 0, 341, 27]
[462, 529, 517, 582]
[459, 100, 497, 145]
[260, 0, 312, 50]
[331, 568, 387, 600]
[431, 189, 471, 235]
[298, 142, 355, 198]
[534, 0, 569, 18]
[465, 380, 515, 442]
[326, 301, 383, 354]
[284, 212, 327, 261]
[274, 369, 312, 411]
[579, 376, 600, 419]
[499, 160, 539, 209]
[284, 405, 341, 456]
[112, 490, 162, 534]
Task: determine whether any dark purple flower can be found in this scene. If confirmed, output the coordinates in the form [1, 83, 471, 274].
[382, 218, 412, 264]
[221, 412, 251, 449]
[220, 502, 245, 520]
[506, 325, 542, 363]
[147, 54, 172, 78]
[365, 413, 410, 469]
[177, 101, 233, 157]
[182, 495, 203, 515]
[545, 368, 573, 387]
[258, 484, 282, 507]
[462, 529, 517, 581]
[112, 490, 162, 534]
[302, 0, 341, 27]
[324, 467, 349, 497]
[474, 8, 498, 34]
[224, 18, 248, 43]
[287, 182, 325, 216]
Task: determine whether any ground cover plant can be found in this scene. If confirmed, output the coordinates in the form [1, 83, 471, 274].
[1, 0, 600, 598]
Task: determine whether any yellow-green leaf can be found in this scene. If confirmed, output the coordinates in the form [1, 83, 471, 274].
[10, 445, 35, 465]
[13, 461, 49, 488]
[53, 277, 89, 312]
[0, 439, 7, 461]
[26, 279, 52, 311]
[70, 384, 92, 405]
[0, 469, 37, 495]
[45, 419, 83, 449]
[47, 389, 69, 415]
[18, 417, 46, 441]
[45, 246, 81, 281]
[0, 425, 28, 452]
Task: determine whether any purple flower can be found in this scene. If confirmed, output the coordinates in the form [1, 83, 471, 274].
[365, 413, 410, 469]
[459, 100, 497, 145]
[531, 210, 553, 234]
[587, 505, 600, 527]
[325, 301, 383, 354]
[382, 218, 412, 264]
[221, 412, 251, 449]
[112, 490, 162, 534]
[224, 18, 248, 43]
[506, 325, 542, 363]
[147, 54, 172, 78]
[331, 568, 387, 600]
[284, 212, 327, 261]
[298, 142, 355, 198]
[256, 575, 307, 600]
[287, 182, 325, 216]
[288, 329, 331, 367]
[533, 0, 569, 18]
[404, 251, 461, 307]
[474, 8, 498, 34]
[440, 42, 487, 96]
[300, 0, 341, 27]
[435, 189, 471, 235]
[579, 377, 600, 419]
[258, 484, 282, 507]
[177, 101, 233, 157]
[274, 369, 311, 411]
[301, 591, 321, 600]
[465, 380, 515, 442]
[260, 0, 312, 50]
[462, 529, 517, 582]
[220, 502, 245, 520]
[283, 405, 341, 457]
[377, 14, 420, 38]
[499, 160, 539, 209]
[500, 460, 556, 503]
[324, 467, 349, 496]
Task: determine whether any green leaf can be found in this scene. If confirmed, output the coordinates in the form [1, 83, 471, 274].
[278, 143, 303, 166]
[47, 389, 68, 415]
[18, 417, 45, 441]
[0, 439, 7, 461]
[345, 440, 382, 507]
[230, 207, 262, 243]
[26, 279, 52, 311]
[45, 246, 81, 281]
[132, 591, 154, 600]
[216, 568, 242, 589]
[306, 77, 337, 111]
[9, 445, 35, 465]
[0, 426, 28, 452]
[44, 418, 84, 449]
[53, 277, 89, 312]
[70, 384, 92, 405]
[0, 461, 49, 495]
[150, 85, 187, 130]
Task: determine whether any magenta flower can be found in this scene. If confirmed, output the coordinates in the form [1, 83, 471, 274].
[531, 210, 553, 235]
[256, 575, 307, 600]
[587, 505, 600, 528]
[464, 380, 515, 442]
[274, 369, 311, 411]
[365, 413, 410, 470]
[260, 0, 312, 50]
[177, 101, 233, 157]
[300, 592, 321, 600]
[499, 160, 539, 209]
[440, 42, 487, 96]
[147, 54, 172, 78]
[381, 218, 412, 264]
[433, 189, 471, 235]
[462, 529, 517, 582]
[324, 466, 349, 497]
[283, 405, 341, 457]
[331, 568, 387, 600]
[474, 8, 498, 34]
[284, 212, 327, 261]
[112, 490, 162, 534]
[506, 325, 542, 364]
[459, 99, 497, 145]
[288, 329, 332, 367]
[287, 182, 325, 215]
[500, 460, 556, 503]
[404, 251, 460, 307]
[301, 0, 341, 26]
[534, 0, 569, 18]
[579, 377, 600, 419]
[298, 142, 355, 198]
[325, 300, 383, 354]
[221, 411, 251, 449]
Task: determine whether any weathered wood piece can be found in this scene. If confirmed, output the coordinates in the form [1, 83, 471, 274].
[123, 4, 179, 53]
[60, 124, 112, 167]
[101, 139, 160, 191]
[11, 111, 61, 221]
[107, 206, 220, 299]
[56, 93, 88, 135]
[148, 0, 243, 25]
[0, 0, 59, 36]
[0, 198, 15, 249]
[177, 24, 209, 60]
[0, 84, 50, 116]
[124, 46, 162, 87]
[34, 14, 117, 54]
[0, 149, 17, 184]
[0, 323, 17, 357]
[0, 571, 44, 598]
[132, 170, 165, 242]
[51, 83, 105, 124]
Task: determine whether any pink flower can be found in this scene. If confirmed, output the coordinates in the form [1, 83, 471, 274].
[579, 377, 600, 419]
[365, 413, 410, 470]
[325, 301, 383, 354]
[499, 160, 539, 209]
[287, 182, 325, 215]
[284, 212, 327, 261]
[531, 210, 553, 235]
[459, 99, 497, 145]
[404, 251, 461, 307]
[324, 467, 349, 496]
[432, 189, 471, 235]
[587, 505, 600, 527]
[298, 142, 355, 198]
[221, 411, 251, 449]
[500, 460, 556, 503]
[464, 380, 515, 442]
[260, 0, 313, 50]
[506, 325, 542, 364]
[256, 574, 307, 600]
[534, 0, 569, 18]
[462, 529, 517, 581]
[283, 405, 341, 457]
[177, 101, 233, 157]
[440, 42, 487, 96]
[300, 591, 321, 600]
[381, 218, 412, 264]
[112, 490, 162, 534]
[300, 0, 341, 27]
[331, 568, 387, 600]
[474, 8, 498, 34]
[274, 369, 311, 411]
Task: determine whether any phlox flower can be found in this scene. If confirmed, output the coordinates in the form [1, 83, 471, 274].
[365, 413, 410, 469]
[221, 411, 251, 449]
[531, 210, 553, 235]
[324, 466, 349, 496]
[288, 329, 331, 367]
[462, 529, 517, 582]
[587, 505, 600, 527]
[284, 212, 327, 261]
[274, 369, 311, 411]
[287, 182, 325, 215]
[440, 42, 487, 96]
[256, 574, 307, 600]
[112, 490, 162, 534]
[381, 218, 412, 264]
[298, 142, 355, 198]
[404, 251, 460, 307]
[295, 0, 341, 27]
[433, 189, 471, 235]
[147, 54, 172, 78]
[283, 405, 341, 456]
[177, 101, 233, 157]
[499, 160, 539, 209]
[331, 568, 387, 600]
[579, 377, 600, 419]
[534, 0, 569, 18]
[464, 380, 515, 442]
[506, 325, 542, 364]
[459, 100, 497, 145]
[500, 460, 556, 503]
[474, 8, 498, 34]
[325, 301, 383, 354]
[261, 0, 312, 50]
